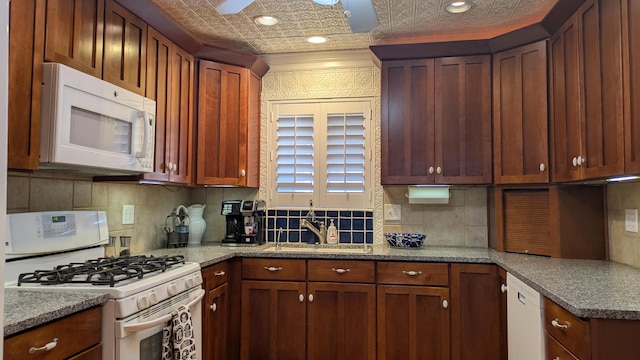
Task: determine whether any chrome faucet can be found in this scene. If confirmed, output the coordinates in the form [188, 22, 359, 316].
[301, 219, 326, 244]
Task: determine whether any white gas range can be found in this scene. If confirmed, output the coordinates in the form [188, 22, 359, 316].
[4, 211, 204, 360]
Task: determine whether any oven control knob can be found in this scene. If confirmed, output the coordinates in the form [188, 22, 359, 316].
[136, 295, 149, 310]
[148, 291, 158, 305]
[167, 283, 178, 296]
[185, 277, 195, 288]
[194, 273, 203, 285]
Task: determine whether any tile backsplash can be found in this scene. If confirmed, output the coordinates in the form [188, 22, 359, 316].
[608, 181, 640, 268]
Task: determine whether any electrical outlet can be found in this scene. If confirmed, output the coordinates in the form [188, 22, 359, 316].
[122, 204, 135, 225]
[625, 209, 638, 233]
[385, 204, 402, 221]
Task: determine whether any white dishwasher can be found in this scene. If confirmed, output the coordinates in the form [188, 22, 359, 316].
[507, 272, 545, 360]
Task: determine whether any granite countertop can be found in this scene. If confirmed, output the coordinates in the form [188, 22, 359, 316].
[6, 243, 640, 337]
[3, 289, 110, 337]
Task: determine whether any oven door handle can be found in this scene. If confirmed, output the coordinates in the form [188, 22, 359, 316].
[122, 288, 205, 333]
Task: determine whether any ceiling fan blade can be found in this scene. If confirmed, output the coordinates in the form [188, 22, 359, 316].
[340, 0, 379, 33]
[215, 0, 255, 15]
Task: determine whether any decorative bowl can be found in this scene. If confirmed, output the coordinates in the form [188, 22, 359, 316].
[384, 233, 427, 248]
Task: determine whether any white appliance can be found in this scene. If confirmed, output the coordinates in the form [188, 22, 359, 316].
[40, 63, 156, 174]
[506, 272, 545, 360]
[4, 211, 204, 360]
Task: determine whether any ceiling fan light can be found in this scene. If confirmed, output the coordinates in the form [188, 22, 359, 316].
[307, 36, 327, 44]
[312, 0, 339, 5]
[254, 15, 279, 26]
[446, 1, 472, 13]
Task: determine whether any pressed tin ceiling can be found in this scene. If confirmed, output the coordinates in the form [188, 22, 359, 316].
[149, 0, 558, 55]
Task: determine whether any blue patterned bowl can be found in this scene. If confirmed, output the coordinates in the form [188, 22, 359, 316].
[384, 233, 427, 248]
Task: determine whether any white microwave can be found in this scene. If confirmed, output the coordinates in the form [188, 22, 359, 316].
[40, 63, 156, 174]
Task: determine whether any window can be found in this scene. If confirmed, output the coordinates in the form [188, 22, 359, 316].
[269, 100, 373, 209]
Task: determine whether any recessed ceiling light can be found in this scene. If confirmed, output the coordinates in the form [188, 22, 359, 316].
[307, 36, 327, 44]
[446, 1, 472, 13]
[253, 15, 279, 26]
[312, 0, 339, 5]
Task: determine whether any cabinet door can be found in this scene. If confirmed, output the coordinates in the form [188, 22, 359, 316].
[8, 0, 44, 170]
[103, 0, 146, 95]
[44, 0, 104, 78]
[240, 280, 306, 360]
[624, 0, 640, 173]
[197, 60, 249, 185]
[435, 56, 492, 184]
[205, 283, 229, 360]
[143, 27, 172, 182]
[493, 41, 549, 184]
[168, 46, 195, 184]
[577, 0, 625, 179]
[450, 264, 502, 360]
[550, 15, 583, 182]
[381, 59, 435, 184]
[498, 267, 508, 360]
[377, 285, 450, 360]
[307, 282, 376, 360]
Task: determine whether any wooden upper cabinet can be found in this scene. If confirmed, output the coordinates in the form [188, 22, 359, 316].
[44, 0, 104, 78]
[381, 59, 436, 184]
[8, 0, 45, 170]
[197, 60, 259, 187]
[103, 0, 146, 95]
[493, 40, 549, 184]
[623, 0, 640, 174]
[168, 46, 195, 184]
[435, 56, 492, 184]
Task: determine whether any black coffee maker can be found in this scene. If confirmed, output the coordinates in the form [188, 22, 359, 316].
[221, 200, 266, 246]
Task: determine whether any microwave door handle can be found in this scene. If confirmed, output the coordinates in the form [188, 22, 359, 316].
[121, 288, 204, 333]
[135, 110, 151, 158]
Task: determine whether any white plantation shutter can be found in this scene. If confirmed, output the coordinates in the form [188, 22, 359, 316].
[270, 100, 372, 208]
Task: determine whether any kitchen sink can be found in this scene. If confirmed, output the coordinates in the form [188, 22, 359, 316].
[262, 244, 371, 254]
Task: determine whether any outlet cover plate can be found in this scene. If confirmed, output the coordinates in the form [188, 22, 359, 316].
[385, 204, 402, 221]
[122, 204, 135, 225]
[625, 209, 638, 233]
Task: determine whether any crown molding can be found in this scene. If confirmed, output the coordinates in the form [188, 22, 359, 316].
[261, 49, 377, 72]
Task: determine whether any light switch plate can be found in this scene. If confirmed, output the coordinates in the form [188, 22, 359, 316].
[385, 204, 402, 221]
[625, 209, 638, 233]
[122, 204, 135, 225]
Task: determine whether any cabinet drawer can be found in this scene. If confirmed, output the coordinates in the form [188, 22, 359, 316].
[546, 333, 579, 360]
[5, 306, 101, 360]
[203, 262, 229, 290]
[544, 298, 590, 360]
[308, 260, 375, 283]
[377, 262, 449, 286]
[242, 258, 306, 281]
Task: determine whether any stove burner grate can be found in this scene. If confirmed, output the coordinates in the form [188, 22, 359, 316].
[17, 255, 185, 287]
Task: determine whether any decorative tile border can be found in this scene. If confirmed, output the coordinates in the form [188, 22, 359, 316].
[267, 209, 374, 244]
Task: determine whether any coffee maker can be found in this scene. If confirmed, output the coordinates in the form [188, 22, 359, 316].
[221, 200, 266, 246]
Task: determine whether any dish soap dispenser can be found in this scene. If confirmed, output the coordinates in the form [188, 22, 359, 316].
[327, 219, 338, 244]
[305, 200, 317, 244]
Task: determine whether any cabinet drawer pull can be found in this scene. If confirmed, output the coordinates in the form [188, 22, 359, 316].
[299, 294, 304, 302]
[331, 268, 350, 274]
[539, 163, 546, 172]
[264, 266, 283, 272]
[500, 284, 507, 293]
[210, 302, 217, 312]
[442, 299, 448, 309]
[308, 294, 314, 303]
[402, 270, 422, 276]
[553, 357, 560, 360]
[28, 338, 58, 354]
[436, 166, 442, 174]
[214, 271, 226, 277]
[428, 166, 435, 174]
[551, 318, 569, 331]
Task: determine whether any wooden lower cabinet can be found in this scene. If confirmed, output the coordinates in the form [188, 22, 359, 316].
[307, 282, 376, 360]
[377, 285, 450, 360]
[450, 264, 503, 360]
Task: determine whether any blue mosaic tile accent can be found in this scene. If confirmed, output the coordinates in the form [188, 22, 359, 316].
[266, 208, 374, 245]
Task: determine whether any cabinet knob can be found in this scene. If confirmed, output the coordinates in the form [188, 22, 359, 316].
[572, 157, 578, 167]
[299, 294, 304, 303]
[308, 294, 314, 303]
[436, 166, 442, 175]
[442, 299, 448, 309]
[500, 284, 507, 293]
[214, 271, 226, 277]
[210, 302, 217, 312]
[551, 318, 569, 331]
[578, 156, 585, 166]
[539, 163, 546, 172]
[113, 90, 119, 98]
[166, 162, 173, 171]
[240, 169, 246, 177]
[29, 338, 58, 354]
[428, 166, 435, 175]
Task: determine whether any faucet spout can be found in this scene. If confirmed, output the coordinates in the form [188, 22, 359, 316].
[301, 219, 326, 244]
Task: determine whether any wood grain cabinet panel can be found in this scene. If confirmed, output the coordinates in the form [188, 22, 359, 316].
[103, 0, 146, 95]
[8, 0, 44, 170]
[493, 40, 549, 184]
[623, 0, 640, 173]
[202, 263, 230, 360]
[44, 0, 104, 78]
[197, 60, 260, 187]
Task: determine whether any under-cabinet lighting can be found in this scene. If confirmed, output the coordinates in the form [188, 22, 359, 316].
[407, 185, 450, 204]
[607, 175, 640, 183]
